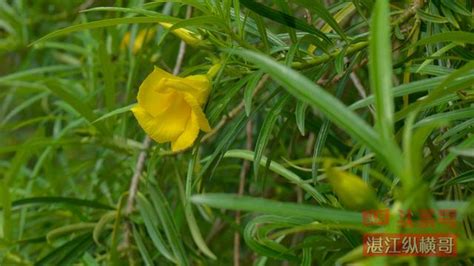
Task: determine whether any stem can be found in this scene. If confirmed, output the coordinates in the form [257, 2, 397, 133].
[124, 137, 151, 215]
[233, 121, 253, 266]
[291, 41, 368, 69]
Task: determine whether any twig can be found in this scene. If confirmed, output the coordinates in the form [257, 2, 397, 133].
[202, 74, 270, 142]
[78, 0, 95, 11]
[125, 137, 151, 216]
[350, 72, 367, 99]
[350, 71, 376, 116]
[392, 0, 425, 27]
[292, 41, 368, 69]
[234, 121, 253, 266]
[205, 218, 226, 244]
[304, 133, 315, 155]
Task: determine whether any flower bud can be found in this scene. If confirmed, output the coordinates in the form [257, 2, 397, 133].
[159, 22, 207, 47]
[325, 164, 381, 211]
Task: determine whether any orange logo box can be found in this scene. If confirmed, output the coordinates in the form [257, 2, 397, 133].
[363, 233, 457, 257]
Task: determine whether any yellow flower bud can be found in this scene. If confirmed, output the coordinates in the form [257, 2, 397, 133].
[131, 67, 212, 151]
[121, 28, 156, 54]
[325, 165, 381, 211]
[206, 63, 222, 79]
[159, 22, 205, 47]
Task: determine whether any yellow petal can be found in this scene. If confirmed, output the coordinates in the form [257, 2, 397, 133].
[183, 74, 210, 104]
[161, 75, 210, 105]
[183, 93, 211, 132]
[171, 112, 200, 152]
[132, 94, 191, 142]
[137, 67, 174, 117]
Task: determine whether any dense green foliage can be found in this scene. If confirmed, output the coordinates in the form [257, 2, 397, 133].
[1, 0, 474, 265]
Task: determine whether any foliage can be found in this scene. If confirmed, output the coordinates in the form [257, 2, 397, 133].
[1, 0, 474, 265]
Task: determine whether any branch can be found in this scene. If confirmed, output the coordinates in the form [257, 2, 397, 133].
[233, 121, 253, 266]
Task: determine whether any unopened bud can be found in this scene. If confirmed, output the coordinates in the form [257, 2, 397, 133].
[325, 164, 382, 211]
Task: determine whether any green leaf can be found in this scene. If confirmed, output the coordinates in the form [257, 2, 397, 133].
[0, 65, 78, 84]
[291, 0, 348, 41]
[92, 104, 135, 124]
[83, 6, 165, 17]
[147, 185, 189, 266]
[302, 247, 312, 265]
[244, 71, 264, 116]
[295, 101, 308, 136]
[369, 0, 394, 141]
[416, 9, 448, 24]
[416, 43, 458, 73]
[46, 223, 96, 243]
[434, 134, 474, 177]
[182, 201, 217, 260]
[132, 225, 155, 266]
[350, 70, 474, 110]
[142, 1, 209, 14]
[167, 15, 227, 31]
[31, 16, 180, 46]
[7, 197, 115, 211]
[239, 0, 332, 46]
[191, 193, 362, 224]
[35, 233, 94, 265]
[435, 61, 474, 92]
[44, 79, 109, 134]
[243, 215, 301, 261]
[230, 48, 404, 178]
[439, 170, 474, 187]
[441, 0, 472, 16]
[136, 194, 176, 263]
[415, 107, 474, 128]
[93, 212, 116, 245]
[254, 95, 289, 178]
[171, 158, 216, 260]
[224, 149, 327, 203]
[413, 31, 474, 47]
[201, 88, 273, 177]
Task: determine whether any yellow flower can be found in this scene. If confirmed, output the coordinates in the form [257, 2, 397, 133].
[159, 22, 206, 47]
[121, 28, 156, 54]
[131, 67, 212, 151]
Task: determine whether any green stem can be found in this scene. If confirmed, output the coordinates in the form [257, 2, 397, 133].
[291, 41, 368, 69]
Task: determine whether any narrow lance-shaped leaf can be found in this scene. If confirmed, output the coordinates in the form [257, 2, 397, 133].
[224, 149, 327, 203]
[239, 0, 332, 46]
[412, 31, 474, 47]
[254, 95, 289, 178]
[231, 49, 404, 178]
[30, 16, 180, 46]
[191, 193, 362, 224]
[292, 0, 348, 41]
[369, 0, 394, 141]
